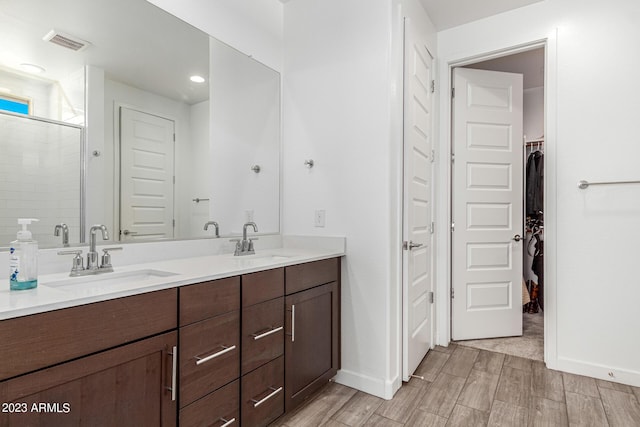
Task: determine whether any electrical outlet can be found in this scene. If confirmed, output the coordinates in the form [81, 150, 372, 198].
[314, 210, 326, 227]
[245, 209, 254, 222]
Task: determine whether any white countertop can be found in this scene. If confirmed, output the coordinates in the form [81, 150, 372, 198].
[0, 237, 345, 320]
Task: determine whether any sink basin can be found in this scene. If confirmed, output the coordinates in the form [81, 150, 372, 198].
[243, 254, 292, 262]
[44, 269, 178, 294]
[252, 254, 291, 262]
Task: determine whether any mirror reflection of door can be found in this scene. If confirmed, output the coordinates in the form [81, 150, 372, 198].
[119, 107, 175, 241]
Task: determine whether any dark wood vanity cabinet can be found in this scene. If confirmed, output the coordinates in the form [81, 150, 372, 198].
[0, 289, 178, 427]
[284, 258, 341, 412]
[0, 256, 341, 426]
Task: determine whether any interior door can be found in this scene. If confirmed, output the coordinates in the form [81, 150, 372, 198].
[402, 18, 434, 381]
[120, 107, 175, 240]
[451, 68, 523, 341]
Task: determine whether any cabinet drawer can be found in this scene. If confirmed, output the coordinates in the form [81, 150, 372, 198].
[241, 356, 284, 427]
[242, 268, 284, 307]
[0, 288, 177, 381]
[242, 297, 284, 375]
[180, 277, 240, 326]
[179, 379, 239, 427]
[285, 258, 339, 295]
[179, 311, 240, 408]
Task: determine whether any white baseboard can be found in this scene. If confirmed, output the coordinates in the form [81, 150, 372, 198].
[556, 356, 640, 388]
[333, 369, 401, 400]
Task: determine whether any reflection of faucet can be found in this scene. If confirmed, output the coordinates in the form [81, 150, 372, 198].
[87, 225, 109, 270]
[231, 222, 258, 256]
[204, 221, 220, 237]
[54, 223, 69, 247]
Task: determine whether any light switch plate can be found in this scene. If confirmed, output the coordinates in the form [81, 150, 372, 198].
[314, 210, 326, 227]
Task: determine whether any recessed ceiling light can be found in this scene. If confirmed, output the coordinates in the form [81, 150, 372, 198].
[190, 75, 205, 83]
[20, 63, 46, 74]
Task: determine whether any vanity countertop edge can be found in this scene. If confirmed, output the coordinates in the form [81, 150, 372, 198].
[0, 245, 345, 321]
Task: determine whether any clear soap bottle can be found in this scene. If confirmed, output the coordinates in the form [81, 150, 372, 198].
[9, 218, 39, 290]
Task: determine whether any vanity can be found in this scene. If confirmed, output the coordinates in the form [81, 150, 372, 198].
[0, 247, 342, 427]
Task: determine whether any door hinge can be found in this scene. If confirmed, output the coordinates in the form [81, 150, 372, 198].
[451, 288, 455, 299]
[451, 153, 455, 163]
[173, 133, 176, 142]
[173, 176, 176, 184]
[430, 149, 435, 163]
[429, 291, 434, 304]
[430, 222, 435, 234]
[430, 80, 435, 93]
[451, 222, 455, 232]
[451, 87, 455, 98]
[172, 219, 175, 228]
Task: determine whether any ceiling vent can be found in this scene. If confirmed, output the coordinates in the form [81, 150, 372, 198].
[43, 30, 91, 52]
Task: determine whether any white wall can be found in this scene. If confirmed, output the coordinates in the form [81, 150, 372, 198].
[524, 86, 544, 141]
[188, 100, 211, 237]
[210, 39, 281, 236]
[282, 0, 435, 399]
[437, 0, 640, 386]
[146, 0, 283, 72]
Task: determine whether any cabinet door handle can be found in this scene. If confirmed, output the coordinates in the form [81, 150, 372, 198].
[218, 417, 236, 427]
[291, 304, 296, 342]
[195, 345, 236, 365]
[251, 386, 283, 408]
[166, 345, 177, 401]
[252, 326, 284, 341]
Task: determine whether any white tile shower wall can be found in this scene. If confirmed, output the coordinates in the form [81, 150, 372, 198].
[0, 114, 81, 247]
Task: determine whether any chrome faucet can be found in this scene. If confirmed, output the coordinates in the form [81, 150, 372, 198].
[87, 224, 109, 270]
[204, 221, 220, 237]
[57, 224, 121, 276]
[54, 223, 69, 247]
[231, 222, 258, 256]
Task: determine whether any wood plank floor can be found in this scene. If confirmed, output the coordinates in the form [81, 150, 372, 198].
[271, 344, 640, 426]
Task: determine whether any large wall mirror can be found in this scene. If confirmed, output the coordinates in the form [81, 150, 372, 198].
[0, 0, 281, 249]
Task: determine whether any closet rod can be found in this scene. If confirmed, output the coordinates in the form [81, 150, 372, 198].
[577, 179, 640, 189]
[525, 139, 544, 147]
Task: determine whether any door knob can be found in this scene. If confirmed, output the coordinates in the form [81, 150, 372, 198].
[512, 234, 522, 242]
[403, 241, 424, 250]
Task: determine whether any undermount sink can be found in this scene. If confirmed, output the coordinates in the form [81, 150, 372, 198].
[246, 254, 292, 262]
[44, 269, 178, 293]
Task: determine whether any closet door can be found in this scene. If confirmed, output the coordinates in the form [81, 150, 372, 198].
[451, 68, 524, 340]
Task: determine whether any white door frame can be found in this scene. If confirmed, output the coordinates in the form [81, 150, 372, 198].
[435, 32, 559, 368]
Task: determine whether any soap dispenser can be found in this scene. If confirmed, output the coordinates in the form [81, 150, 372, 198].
[9, 218, 39, 290]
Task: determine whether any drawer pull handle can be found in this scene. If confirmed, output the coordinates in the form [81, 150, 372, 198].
[219, 417, 236, 427]
[195, 345, 236, 365]
[251, 386, 283, 408]
[252, 326, 284, 341]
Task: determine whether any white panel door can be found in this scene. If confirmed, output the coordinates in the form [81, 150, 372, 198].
[402, 18, 433, 381]
[120, 107, 175, 240]
[452, 68, 523, 341]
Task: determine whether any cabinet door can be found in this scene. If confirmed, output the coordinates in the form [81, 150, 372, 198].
[0, 331, 177, 427]
[284, 281, 340, 412]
